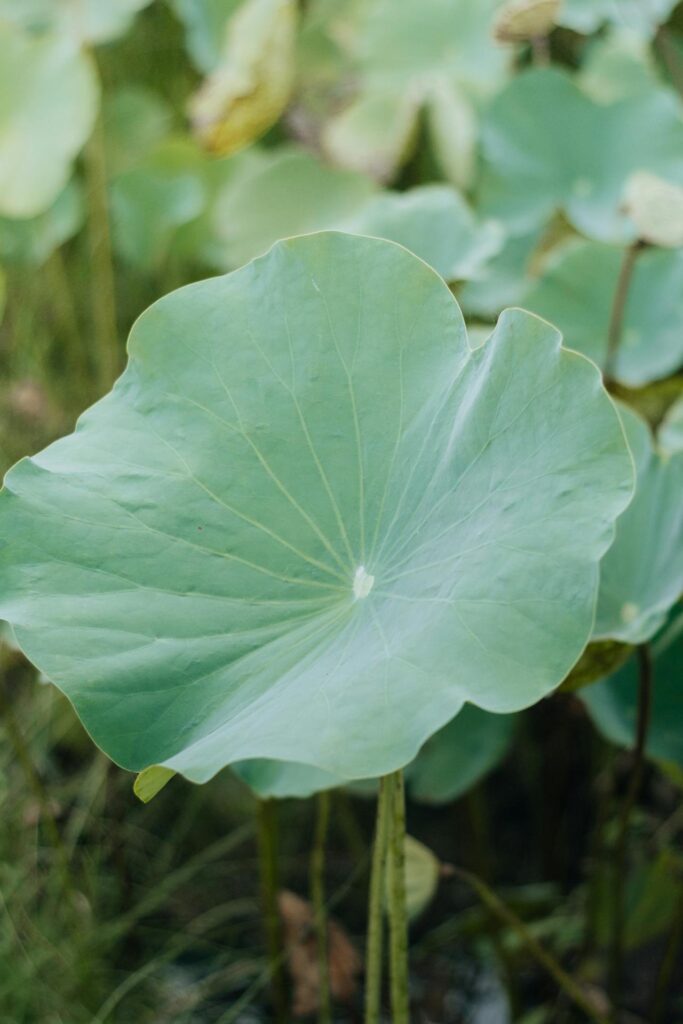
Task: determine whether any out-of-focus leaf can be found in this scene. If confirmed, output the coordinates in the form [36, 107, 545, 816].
[0, 179, 83, 266]
[559, 0, 678, 39]
[560, 640, 633, 692]
[578, 29, 664, 102]
[460, 227, 544, 319]
[623, 171, 683, 248]
[209, 147, 502, 280]
[189, 0, 298, 156]
[0, 24, 98, 217]
[0, 0, 152, 42]
[170, 0, 243, 73]
[110, 139, 208, 270]
[341, 186, 504, 282]
[103, 87, 174, 177]
[479, 68, 683, 242]
[593, 405, 683, 644]
[394, 836, 441, 920]
[407, 704, 516, 804]
[317, 0, 510, 183]
[582, 611, 683, 768]
[524, 239, 683, 386]
[660, 397, 683, 454]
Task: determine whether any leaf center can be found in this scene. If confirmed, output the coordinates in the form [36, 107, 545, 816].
[353, 565, 375, 600]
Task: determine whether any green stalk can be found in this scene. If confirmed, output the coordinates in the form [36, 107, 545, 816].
[608, 644, 653, 1018]
[364, 777, 390, 1024]
[453, 865, 609, 1024]
[604, 241, 643, 384]
[255, 798, 288, 1024]
[387, 771, 410, 1024]
[310, 790, 332, 1024]
[650, 887, 683, 1023]
[84, 67, 120, 393]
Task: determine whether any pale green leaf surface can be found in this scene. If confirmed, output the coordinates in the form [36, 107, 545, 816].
[134, 765, 176, 803]
[103, 87, 174, 177]
[0, 233, 633, 783]
[523, 239, 683, 386]
[594, 405, 683, 644]
[582, 613, 683, 767]
[391, 836, 441, 920]
[577, 29, 664, 103]
[322, 89, 420, 184]
[232, 759, 339, 799]
[0, 24, 98, 217]
[0, 0, 152, 41]
[170, 0, 243, 73]
[0, 179, 83, 266]
[460, 227, 544, 320]
[407, 705, 516, 804]
[479, 68, 683, 242]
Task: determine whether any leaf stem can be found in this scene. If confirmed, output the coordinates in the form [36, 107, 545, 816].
[311, 790, 332, 1024]
[531, 34, 551, 67]
[84, 63, 120, 393]
[255, 798, 288, 1024]
[387, 771, 410, 1024]
[452, 864, 609, 1024]
[365, 777, 390, 1024]
[608, 643, 653, 1019]
[604, 241, 643, 384]
[649, 886, 683, 1024]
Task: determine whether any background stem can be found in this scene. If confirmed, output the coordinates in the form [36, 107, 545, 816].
[310, 790, 331, 1024]
[255, 798, 288, 1024]
[84, 68, 120, 393]
[604, 242, 642, 383]
[387, 771, 409, 1024]
[608, 644, 653, 1019]
[364, 778, 390, 1024]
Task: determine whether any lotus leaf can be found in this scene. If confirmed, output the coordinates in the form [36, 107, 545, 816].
[0, 0, 152, 41]
[0, 24, 98, 217]
[660, 397, 683, 454]
[0, 233, 632, 783]
[593, 405, 683, 644]
[478, 68, 683, 242]
[523, 239, 683, 386]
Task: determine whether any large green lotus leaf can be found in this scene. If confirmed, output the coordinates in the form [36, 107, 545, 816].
[0, 179, 83, 267]
[660, 397, 683, 454]
[0, 0, 153, 42]
[0, 24, 98, 218]
[209, 147, 377, 268]
[478, 68, 683, 243]
[110, 140, 209, 271]
[210, 148, 501, 280]
[0, 233, 633, 782]
[523, 240, 683, 387]
[582, 613, 683, 768]
[407, 705, 516, 805]
[559, 0, 678, 38]
[594, 405, 683, 644]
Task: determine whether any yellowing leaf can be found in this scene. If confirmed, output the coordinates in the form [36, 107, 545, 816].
[385, 836, 441, 920]
[493, 0, 562, 43]
[189, 0, 298, 156]
[134, 765, 176, 803]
